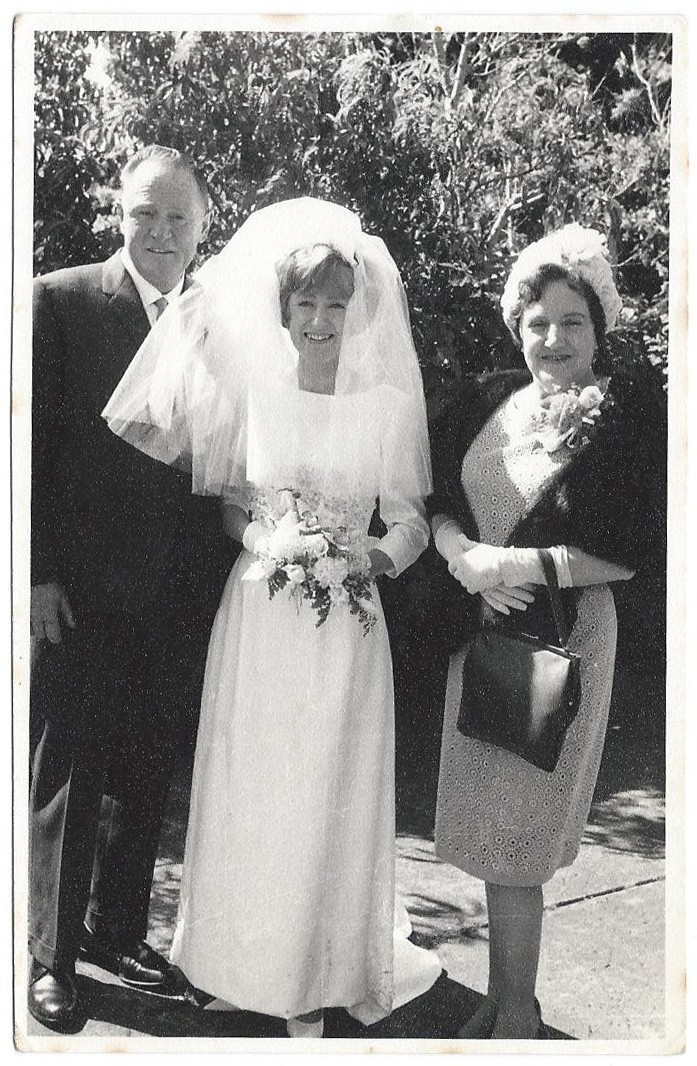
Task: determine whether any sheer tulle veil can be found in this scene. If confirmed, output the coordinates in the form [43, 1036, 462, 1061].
[102, 197, 432, 502]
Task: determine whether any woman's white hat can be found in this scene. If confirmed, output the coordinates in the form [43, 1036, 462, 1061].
[500, 223, 622, 335]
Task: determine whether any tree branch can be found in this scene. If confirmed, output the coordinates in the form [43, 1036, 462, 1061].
[431, 31, 452, 104]
[450, 33, 470, 108]
[631, 37, 664, 131]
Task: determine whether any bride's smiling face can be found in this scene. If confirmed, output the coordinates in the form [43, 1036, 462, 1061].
[287, 264, 355, 379]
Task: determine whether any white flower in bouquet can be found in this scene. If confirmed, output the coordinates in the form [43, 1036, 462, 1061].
[264, 511, 329, 563]
[243, 556, 279, 581]
[297, 531, 332, 557]
[328, 584, 350, 607]
[242, 487, 378, 635]
[312, 556, 350, 589]
[349, 552, 372, 577]
[283, 563, 306, 586]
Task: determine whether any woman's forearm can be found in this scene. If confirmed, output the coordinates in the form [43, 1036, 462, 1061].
[434, 520, 635, 596]
[566, 547, 635, 587]
[499, 545, 634, 589]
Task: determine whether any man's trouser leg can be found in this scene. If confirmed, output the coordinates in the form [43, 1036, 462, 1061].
[28, 719, 103, 972]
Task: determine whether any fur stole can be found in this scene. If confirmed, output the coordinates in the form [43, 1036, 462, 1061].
[413, 365, 667, 652]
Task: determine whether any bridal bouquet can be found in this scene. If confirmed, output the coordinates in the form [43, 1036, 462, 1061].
[242, 492, 378, 635]
[532, 381, 612, 454]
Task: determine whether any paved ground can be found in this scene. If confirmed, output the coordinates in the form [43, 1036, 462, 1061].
[19, 657, 671, 1049]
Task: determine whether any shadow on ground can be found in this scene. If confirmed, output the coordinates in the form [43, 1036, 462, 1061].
[64, 967, 569, 1041]
[27, 592, 663, 1043]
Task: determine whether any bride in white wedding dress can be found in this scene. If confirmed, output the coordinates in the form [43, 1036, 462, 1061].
[103, 198, 440, 1037]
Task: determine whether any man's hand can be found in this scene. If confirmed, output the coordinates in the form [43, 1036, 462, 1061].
[30, 582, 75, 644]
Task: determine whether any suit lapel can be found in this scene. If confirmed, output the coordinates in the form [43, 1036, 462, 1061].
[102, 252, 151, 369]
[101, 252, 199, 379]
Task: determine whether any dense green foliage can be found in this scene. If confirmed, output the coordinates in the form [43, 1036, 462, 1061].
[34, 29, 671, 403]
[33, 29, 669, 695]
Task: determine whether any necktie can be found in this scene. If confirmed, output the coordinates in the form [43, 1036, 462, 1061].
[152, 296, 168, 321]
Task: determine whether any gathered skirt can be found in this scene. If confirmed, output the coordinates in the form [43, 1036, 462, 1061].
[171, 549, 440, 1022]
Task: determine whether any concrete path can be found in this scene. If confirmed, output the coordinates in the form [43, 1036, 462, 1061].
[20, 661, 669, 1048]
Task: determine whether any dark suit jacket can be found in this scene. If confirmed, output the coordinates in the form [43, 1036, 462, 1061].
[31, 251, 234, 620]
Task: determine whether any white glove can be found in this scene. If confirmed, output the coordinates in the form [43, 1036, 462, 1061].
[450, 535, 572, 594]
[480, 583, 537, 615]
[448, 535, 508, 594]
[498, 544, 572, 588]
[242, 520, 269, 554]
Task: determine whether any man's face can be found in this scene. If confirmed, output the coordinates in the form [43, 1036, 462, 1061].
[118, 159, 210, 292]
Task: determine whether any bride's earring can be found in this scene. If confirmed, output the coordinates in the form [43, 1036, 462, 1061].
[287, 1009, 324, 1038]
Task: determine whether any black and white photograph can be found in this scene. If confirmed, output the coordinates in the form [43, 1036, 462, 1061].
[11, 8, 688, 1053]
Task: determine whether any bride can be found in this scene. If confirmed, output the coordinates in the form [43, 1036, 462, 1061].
[103, 198, 440, 1037]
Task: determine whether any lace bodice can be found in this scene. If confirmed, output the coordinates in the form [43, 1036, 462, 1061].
[250, 475, 376, 557]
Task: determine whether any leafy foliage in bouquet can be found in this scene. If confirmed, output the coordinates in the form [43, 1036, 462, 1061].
[244, 501, 378, 635]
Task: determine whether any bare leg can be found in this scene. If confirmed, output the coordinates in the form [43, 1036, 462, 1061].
[487, 881, 543, 1039]
[457, 880, 502, 1038]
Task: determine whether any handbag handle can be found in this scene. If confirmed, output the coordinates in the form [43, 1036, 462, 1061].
[538, 548, 572, 647]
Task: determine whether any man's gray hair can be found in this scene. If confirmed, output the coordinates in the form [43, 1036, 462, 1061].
[120, 144, 209, 210]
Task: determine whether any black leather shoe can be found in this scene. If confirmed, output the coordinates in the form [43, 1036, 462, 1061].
[534, 996, 548, 1039]
[79, 925, 169, 989]
[28, 960, 83, 1033]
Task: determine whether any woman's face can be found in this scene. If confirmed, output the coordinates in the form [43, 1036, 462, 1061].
[287, 264, 355, 384]
[519, 279, 598, 393]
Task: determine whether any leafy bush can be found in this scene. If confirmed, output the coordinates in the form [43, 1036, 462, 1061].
[33, 28, 669, 679]
[34, 29, 671, 392]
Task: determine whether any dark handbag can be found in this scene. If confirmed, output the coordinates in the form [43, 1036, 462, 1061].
[456, 549, 581, 772]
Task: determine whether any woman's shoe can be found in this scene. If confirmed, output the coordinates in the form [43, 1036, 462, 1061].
[534, 996, 548, 1038]
[456, 996, 498, 1039]
[287, 1010, 324, 1038]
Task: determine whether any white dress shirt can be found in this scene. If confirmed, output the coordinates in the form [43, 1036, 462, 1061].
[121, 247, 186, 327]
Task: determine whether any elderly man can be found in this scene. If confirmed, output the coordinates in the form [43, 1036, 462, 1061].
[29, 145, 233, 1031]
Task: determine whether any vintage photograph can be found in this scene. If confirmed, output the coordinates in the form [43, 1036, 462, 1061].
[13, 12, 685, 1052]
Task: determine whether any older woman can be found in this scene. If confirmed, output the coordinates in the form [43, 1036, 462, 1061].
[428, 225, 665, 1039]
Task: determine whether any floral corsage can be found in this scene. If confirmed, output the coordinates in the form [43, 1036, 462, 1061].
[242, 490, 378, 635]
[531, 379, 613, 453]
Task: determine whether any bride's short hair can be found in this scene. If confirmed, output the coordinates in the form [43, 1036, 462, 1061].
[277, 244, 354, 327]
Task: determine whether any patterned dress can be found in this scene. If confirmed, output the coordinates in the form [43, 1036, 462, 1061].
[435, 388, 617, 887]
